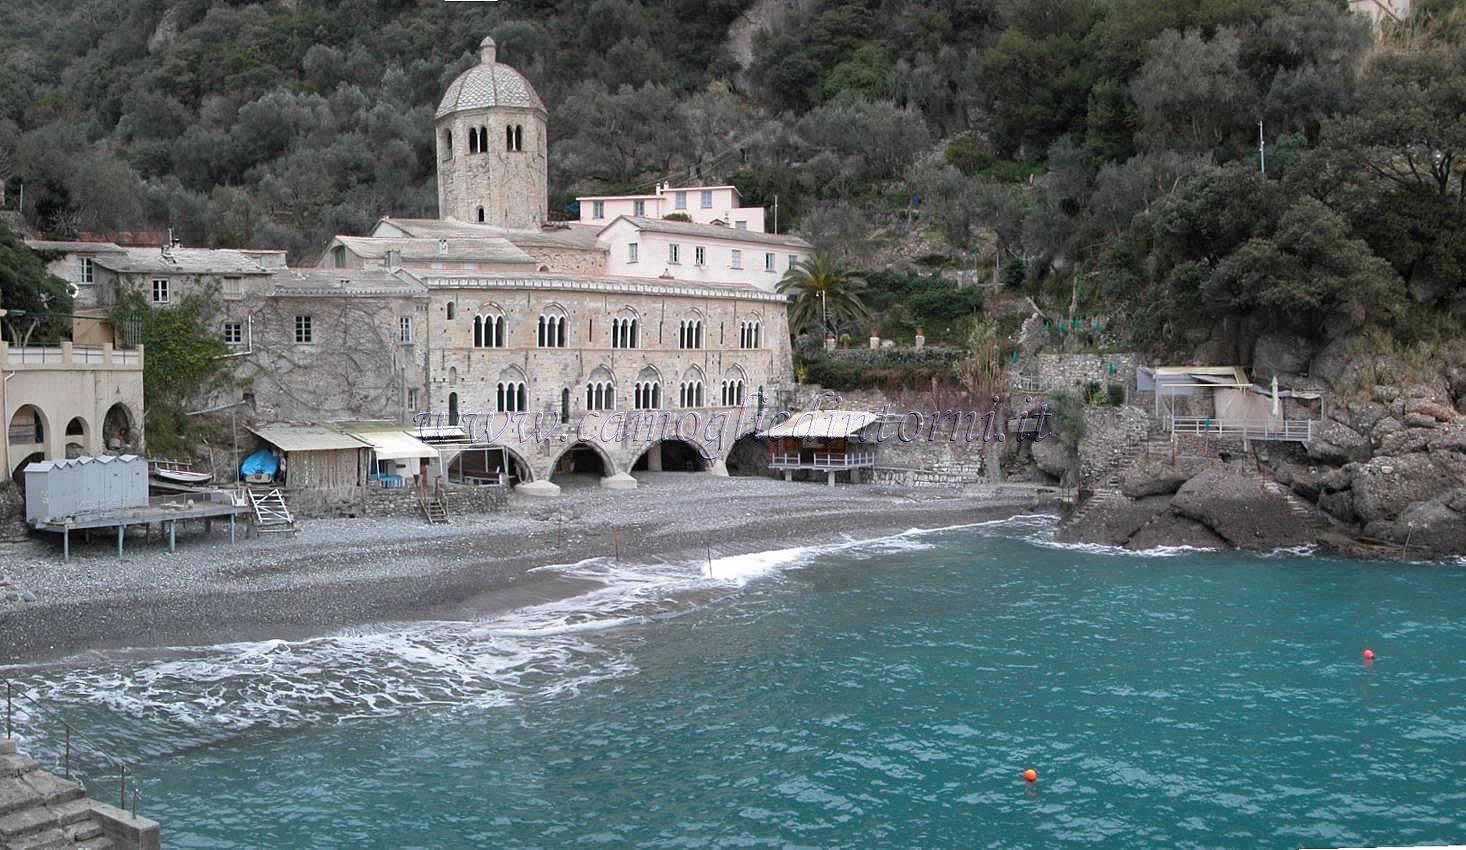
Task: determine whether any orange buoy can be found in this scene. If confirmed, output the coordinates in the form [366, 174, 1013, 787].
[1023, 769, 1037, 783]
[1362, 649, 1375, 661]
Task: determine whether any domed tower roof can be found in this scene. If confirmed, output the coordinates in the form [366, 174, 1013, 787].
[436, 37, 545, 118]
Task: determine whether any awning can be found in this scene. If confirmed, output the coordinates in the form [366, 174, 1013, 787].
[249, 425, 371, 453]
[412, 426, 469, 441]
[346, 429, 439, 461]
[763, 410, 880, 439]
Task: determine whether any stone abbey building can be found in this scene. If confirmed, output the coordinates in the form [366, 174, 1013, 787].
[25, 36, 808, 496]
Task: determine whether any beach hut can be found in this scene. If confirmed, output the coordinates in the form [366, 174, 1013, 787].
[761, 409, 880, 486]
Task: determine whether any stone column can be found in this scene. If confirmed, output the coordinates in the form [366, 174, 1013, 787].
[647, 442, 663, 471]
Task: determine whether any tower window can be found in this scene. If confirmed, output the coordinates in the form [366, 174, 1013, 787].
[443, 129, 453, 161]
[469, 127, 479, 154]
[477, 207, 485, 223]
[514, 124, 523, 151]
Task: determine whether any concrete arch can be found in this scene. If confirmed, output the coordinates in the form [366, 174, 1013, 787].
[10, 451, 45, 489]
[102, 402, 137, 451]
[8, 404, 49, 450]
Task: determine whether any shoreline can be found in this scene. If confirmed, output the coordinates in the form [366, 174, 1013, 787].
[0, 475, 1056, 667]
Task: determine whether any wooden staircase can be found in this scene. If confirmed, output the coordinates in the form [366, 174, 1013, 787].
[421, 482, 449, 524]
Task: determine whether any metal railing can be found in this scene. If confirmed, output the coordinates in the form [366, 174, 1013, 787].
[1167, 416, 1313, 442]
[5, 680, 142, 817]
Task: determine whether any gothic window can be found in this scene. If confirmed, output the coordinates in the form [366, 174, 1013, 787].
[497, 367, 528, 413]
[537, 310, 567, 348]
[506, 125, 514, 151]
[679, 367, 705, 409]
[678, 318, 703, 350]
[474, 312, 505, 348]
[739, 320, 761, 349]
[634, 366, 661, 410]
[469, 127, 479, 154]
[611, 313, 639, 349]
[561, 388, 570, 423]
[479, 125, 488, 152]
[514, 124, 524, 152]
[585, 366, 616, 411]
[720, 368, 747, 406]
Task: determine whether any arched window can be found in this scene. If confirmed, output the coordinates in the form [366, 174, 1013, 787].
[537, 308, 567, 348]
[443, 129, 453, 161]
[506, 125, 515, 151]
[469, 127, 478, 154]
[739, 319, 762, 350]
[474, 312, 505, 348]
[679, 367, 705, 409]
[678, 318, 703, 350]
[446, 302, 455, 320]
[514, 125, 524, 152]
[634, 366, 661, 410]
[331, 245, 346, 269]
[585, 367, 615, 411]
[477, 207, 485, 223]
[611, 313, 640, 349]
[496, 367, 528, 413]
[561, 388, 571, 424]
[448, 392, 459, 426]
[449, 366, 458, 386]
[479, 125, 488, 153]
[720, 367, 747, 407]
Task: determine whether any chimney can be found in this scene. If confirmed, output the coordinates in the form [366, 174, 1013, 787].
[386, 249, 401, 271]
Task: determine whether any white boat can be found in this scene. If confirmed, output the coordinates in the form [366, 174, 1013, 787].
[153, 468, 214, 485]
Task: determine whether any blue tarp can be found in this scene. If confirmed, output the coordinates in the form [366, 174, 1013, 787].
[240, 449, 279, 478]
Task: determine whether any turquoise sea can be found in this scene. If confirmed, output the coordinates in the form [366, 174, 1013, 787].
[7, 517, 1466, 849]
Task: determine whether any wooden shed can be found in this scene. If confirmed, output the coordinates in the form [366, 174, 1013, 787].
[247, 424, 371, 506]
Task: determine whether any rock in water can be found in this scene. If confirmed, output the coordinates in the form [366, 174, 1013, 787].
[1170, 467, 1314, 550]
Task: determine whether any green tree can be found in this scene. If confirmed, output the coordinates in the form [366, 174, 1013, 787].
[111, 290, 234, 458]
[0, 220, 72, 344]
[778, 255, 871, 337]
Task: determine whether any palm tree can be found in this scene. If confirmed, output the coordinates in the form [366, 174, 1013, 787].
[777, 254, 871, 338]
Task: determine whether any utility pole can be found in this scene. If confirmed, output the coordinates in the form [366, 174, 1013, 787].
[773, 195, 779, 233]
[1258, 120, 1266, 176]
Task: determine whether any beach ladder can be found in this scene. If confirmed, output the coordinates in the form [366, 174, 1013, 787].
[250, 488, 297, 534]
[421, 481, 450, 524]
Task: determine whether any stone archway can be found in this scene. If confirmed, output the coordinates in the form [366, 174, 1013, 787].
[631, 439, 709, 474]
[725, 432, 771, 477]
[447, 444, 534, 486]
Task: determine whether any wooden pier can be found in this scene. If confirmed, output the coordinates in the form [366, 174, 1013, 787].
[29, 492, 249, 562]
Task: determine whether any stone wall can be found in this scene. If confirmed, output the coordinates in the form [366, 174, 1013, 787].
[1077, 405, 1151, 487]
[523, 247, 606, 275]
[1031, 353, 1140, 396]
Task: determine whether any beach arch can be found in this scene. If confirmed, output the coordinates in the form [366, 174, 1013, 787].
[631, 438, 709, 474]
[549, 440, 615, 485]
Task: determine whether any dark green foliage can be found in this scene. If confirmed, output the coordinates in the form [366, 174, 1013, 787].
[861, 270, 982, 345]
[0, 220, 73, 344]
[797, 346, 964, 391]
[111, 289, 233, 457]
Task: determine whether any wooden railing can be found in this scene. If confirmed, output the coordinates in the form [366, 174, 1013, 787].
[770, 451, 876, 469]
[1167, 416, 1313, 442]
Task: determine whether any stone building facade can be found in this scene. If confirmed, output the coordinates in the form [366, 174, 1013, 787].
[434, 37, 548, 229]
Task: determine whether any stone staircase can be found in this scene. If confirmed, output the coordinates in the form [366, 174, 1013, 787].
[0, 739, 125, 850]
[1237, 462, 1332, 531]
[421, 494, 449, 524]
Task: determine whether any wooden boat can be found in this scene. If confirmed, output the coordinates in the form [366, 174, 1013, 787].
[153, 467, 214, 485]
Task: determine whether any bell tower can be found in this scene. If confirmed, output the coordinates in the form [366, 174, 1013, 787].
[434, 37, 549, 228]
